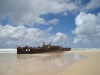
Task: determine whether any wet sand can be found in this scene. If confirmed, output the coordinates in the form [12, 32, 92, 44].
[63, 50, 100, 75]
[0, 50, 100, 75]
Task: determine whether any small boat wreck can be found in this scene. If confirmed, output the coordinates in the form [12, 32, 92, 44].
[17, 42, 71, 54]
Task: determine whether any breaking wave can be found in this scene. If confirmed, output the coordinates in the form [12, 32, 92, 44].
[0, 48, 100, 53]
[0, 49, 16, 53]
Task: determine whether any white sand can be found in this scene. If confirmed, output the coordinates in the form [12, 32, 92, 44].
[0, 50, 100, 75]
[63, 50, 100, 75]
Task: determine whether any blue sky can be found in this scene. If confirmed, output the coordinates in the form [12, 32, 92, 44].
[0, 0, 100, 48]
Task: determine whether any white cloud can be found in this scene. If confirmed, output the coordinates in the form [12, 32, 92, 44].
[0, 0, 100, 26]
[0, 25, 68, 48]
[49, 32, 68, 46]
[0, 0, 78, 25]
[0, 25, 43, 47]
[85, 0, 100, 10]
[47, 27, 53, 31]
[73, 12, 100, 45]
[48, 19, 59, 25]
[39, 18, 59, 25]
[73, 0, 100, 12]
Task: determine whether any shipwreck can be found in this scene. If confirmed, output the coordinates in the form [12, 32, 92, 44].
[17, 42, 71, 54]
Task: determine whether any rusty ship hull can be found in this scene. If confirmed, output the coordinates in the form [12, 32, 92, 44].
[17, 47, 71, 54]
[17, 42, 71, 54]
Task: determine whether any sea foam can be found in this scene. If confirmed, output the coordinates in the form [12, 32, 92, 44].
[0, 48, 100, 53]
[0, 49, 16, 53]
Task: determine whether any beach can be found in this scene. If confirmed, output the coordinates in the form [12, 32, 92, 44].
[0, 50, 100, 75]
[63, 50, 100, 75]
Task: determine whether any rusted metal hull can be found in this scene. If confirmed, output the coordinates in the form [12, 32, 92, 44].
[17, 48, 71, 54]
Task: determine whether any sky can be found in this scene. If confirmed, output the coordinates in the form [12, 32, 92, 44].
[0, 0, 100, 48]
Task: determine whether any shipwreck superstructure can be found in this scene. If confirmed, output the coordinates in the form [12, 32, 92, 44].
[17, 42, 71, 54]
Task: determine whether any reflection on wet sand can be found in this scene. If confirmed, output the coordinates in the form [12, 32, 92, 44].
[0, 52, 86, 75]
[17, 52, 85, 64]
[17, 52, 63, 60]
